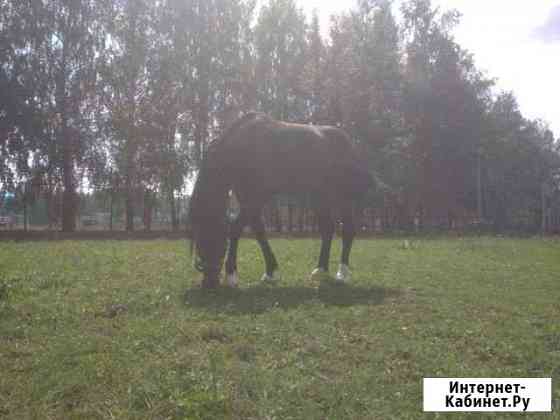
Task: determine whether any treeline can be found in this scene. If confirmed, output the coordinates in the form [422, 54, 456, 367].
[1, 0, 559, 232]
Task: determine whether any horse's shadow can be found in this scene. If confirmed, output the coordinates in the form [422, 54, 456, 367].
[183, 279, 404, 315]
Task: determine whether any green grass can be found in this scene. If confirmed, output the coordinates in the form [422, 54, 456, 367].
[0, 237, 559, 419]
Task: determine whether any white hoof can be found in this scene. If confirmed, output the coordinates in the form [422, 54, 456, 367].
[261, 270, 281, 283]
[335, 264, 351, 283]
[226, 272, 239, 287]
[310, 267, 331, 281]
[311, 267, 326, 276]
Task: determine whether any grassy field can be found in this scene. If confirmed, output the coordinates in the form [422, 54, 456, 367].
[0, 237, 559, 419]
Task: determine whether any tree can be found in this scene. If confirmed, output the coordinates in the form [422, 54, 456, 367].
[1, 0, 110, 231]
[401, 0, 493, 226]
[484, 93, 559, 230]
[254, 0, 308, 121]
[326, 1, 404, 214]
[102, 0, 154, 231]
[301, 10, 327, 123]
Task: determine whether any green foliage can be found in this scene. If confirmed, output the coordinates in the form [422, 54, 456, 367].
[255, 0, 309, 120]
[1, 0, 559, 232]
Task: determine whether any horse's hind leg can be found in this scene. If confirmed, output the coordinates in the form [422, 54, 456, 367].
[336, 203, 355, 283]
[248, 209, 280, 283]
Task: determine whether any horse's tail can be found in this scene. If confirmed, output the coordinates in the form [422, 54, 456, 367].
[188, 157, 230, 276]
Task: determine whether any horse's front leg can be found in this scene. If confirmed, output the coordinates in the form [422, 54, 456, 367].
[225, 211, 247, 287]
[336, 203, 355, 283]
[311, 205, 335, 281]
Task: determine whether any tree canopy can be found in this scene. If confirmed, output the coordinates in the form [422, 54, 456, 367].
[1, 0, 558, 232]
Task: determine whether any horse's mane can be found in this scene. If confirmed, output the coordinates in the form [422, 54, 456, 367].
[190, 112, 269, 273]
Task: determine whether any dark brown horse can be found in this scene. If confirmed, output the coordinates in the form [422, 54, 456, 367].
[189, 112, 373, 288]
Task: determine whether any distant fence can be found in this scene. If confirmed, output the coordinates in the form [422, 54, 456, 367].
[259, 205, 560, 234]
[2, 201, 559, 235]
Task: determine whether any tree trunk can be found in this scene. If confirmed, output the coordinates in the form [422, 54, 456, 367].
[57, 37, 75, 233]
[61, 132, 76, 232]
[195, 41, 210, 162]
[477, 148, 483, 221]
[541, 183, 547, 234]
[143, 188, 152, 232]
[23, 190, 28, 232]
[169, 189, 178, 232]
[109, 189, 114, 231]
[125, 114, 136, 232]
[125, 181, 134, 232]
[287, 203, 293, 232]
[46, 188, 52, 230]
[59, 102, 75, 231]
[298, 204, 304, 232]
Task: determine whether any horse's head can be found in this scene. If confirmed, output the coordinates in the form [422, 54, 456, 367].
[189, 161, 229, 288]
[192, 215, 228, 287]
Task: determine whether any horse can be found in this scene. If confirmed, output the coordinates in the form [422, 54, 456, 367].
[189, 112, 373, 289]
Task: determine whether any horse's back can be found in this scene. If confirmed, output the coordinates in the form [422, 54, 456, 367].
[221, 114, 371, 197]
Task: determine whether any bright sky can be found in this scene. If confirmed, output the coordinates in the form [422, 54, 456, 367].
[296, 0, 560, 138]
